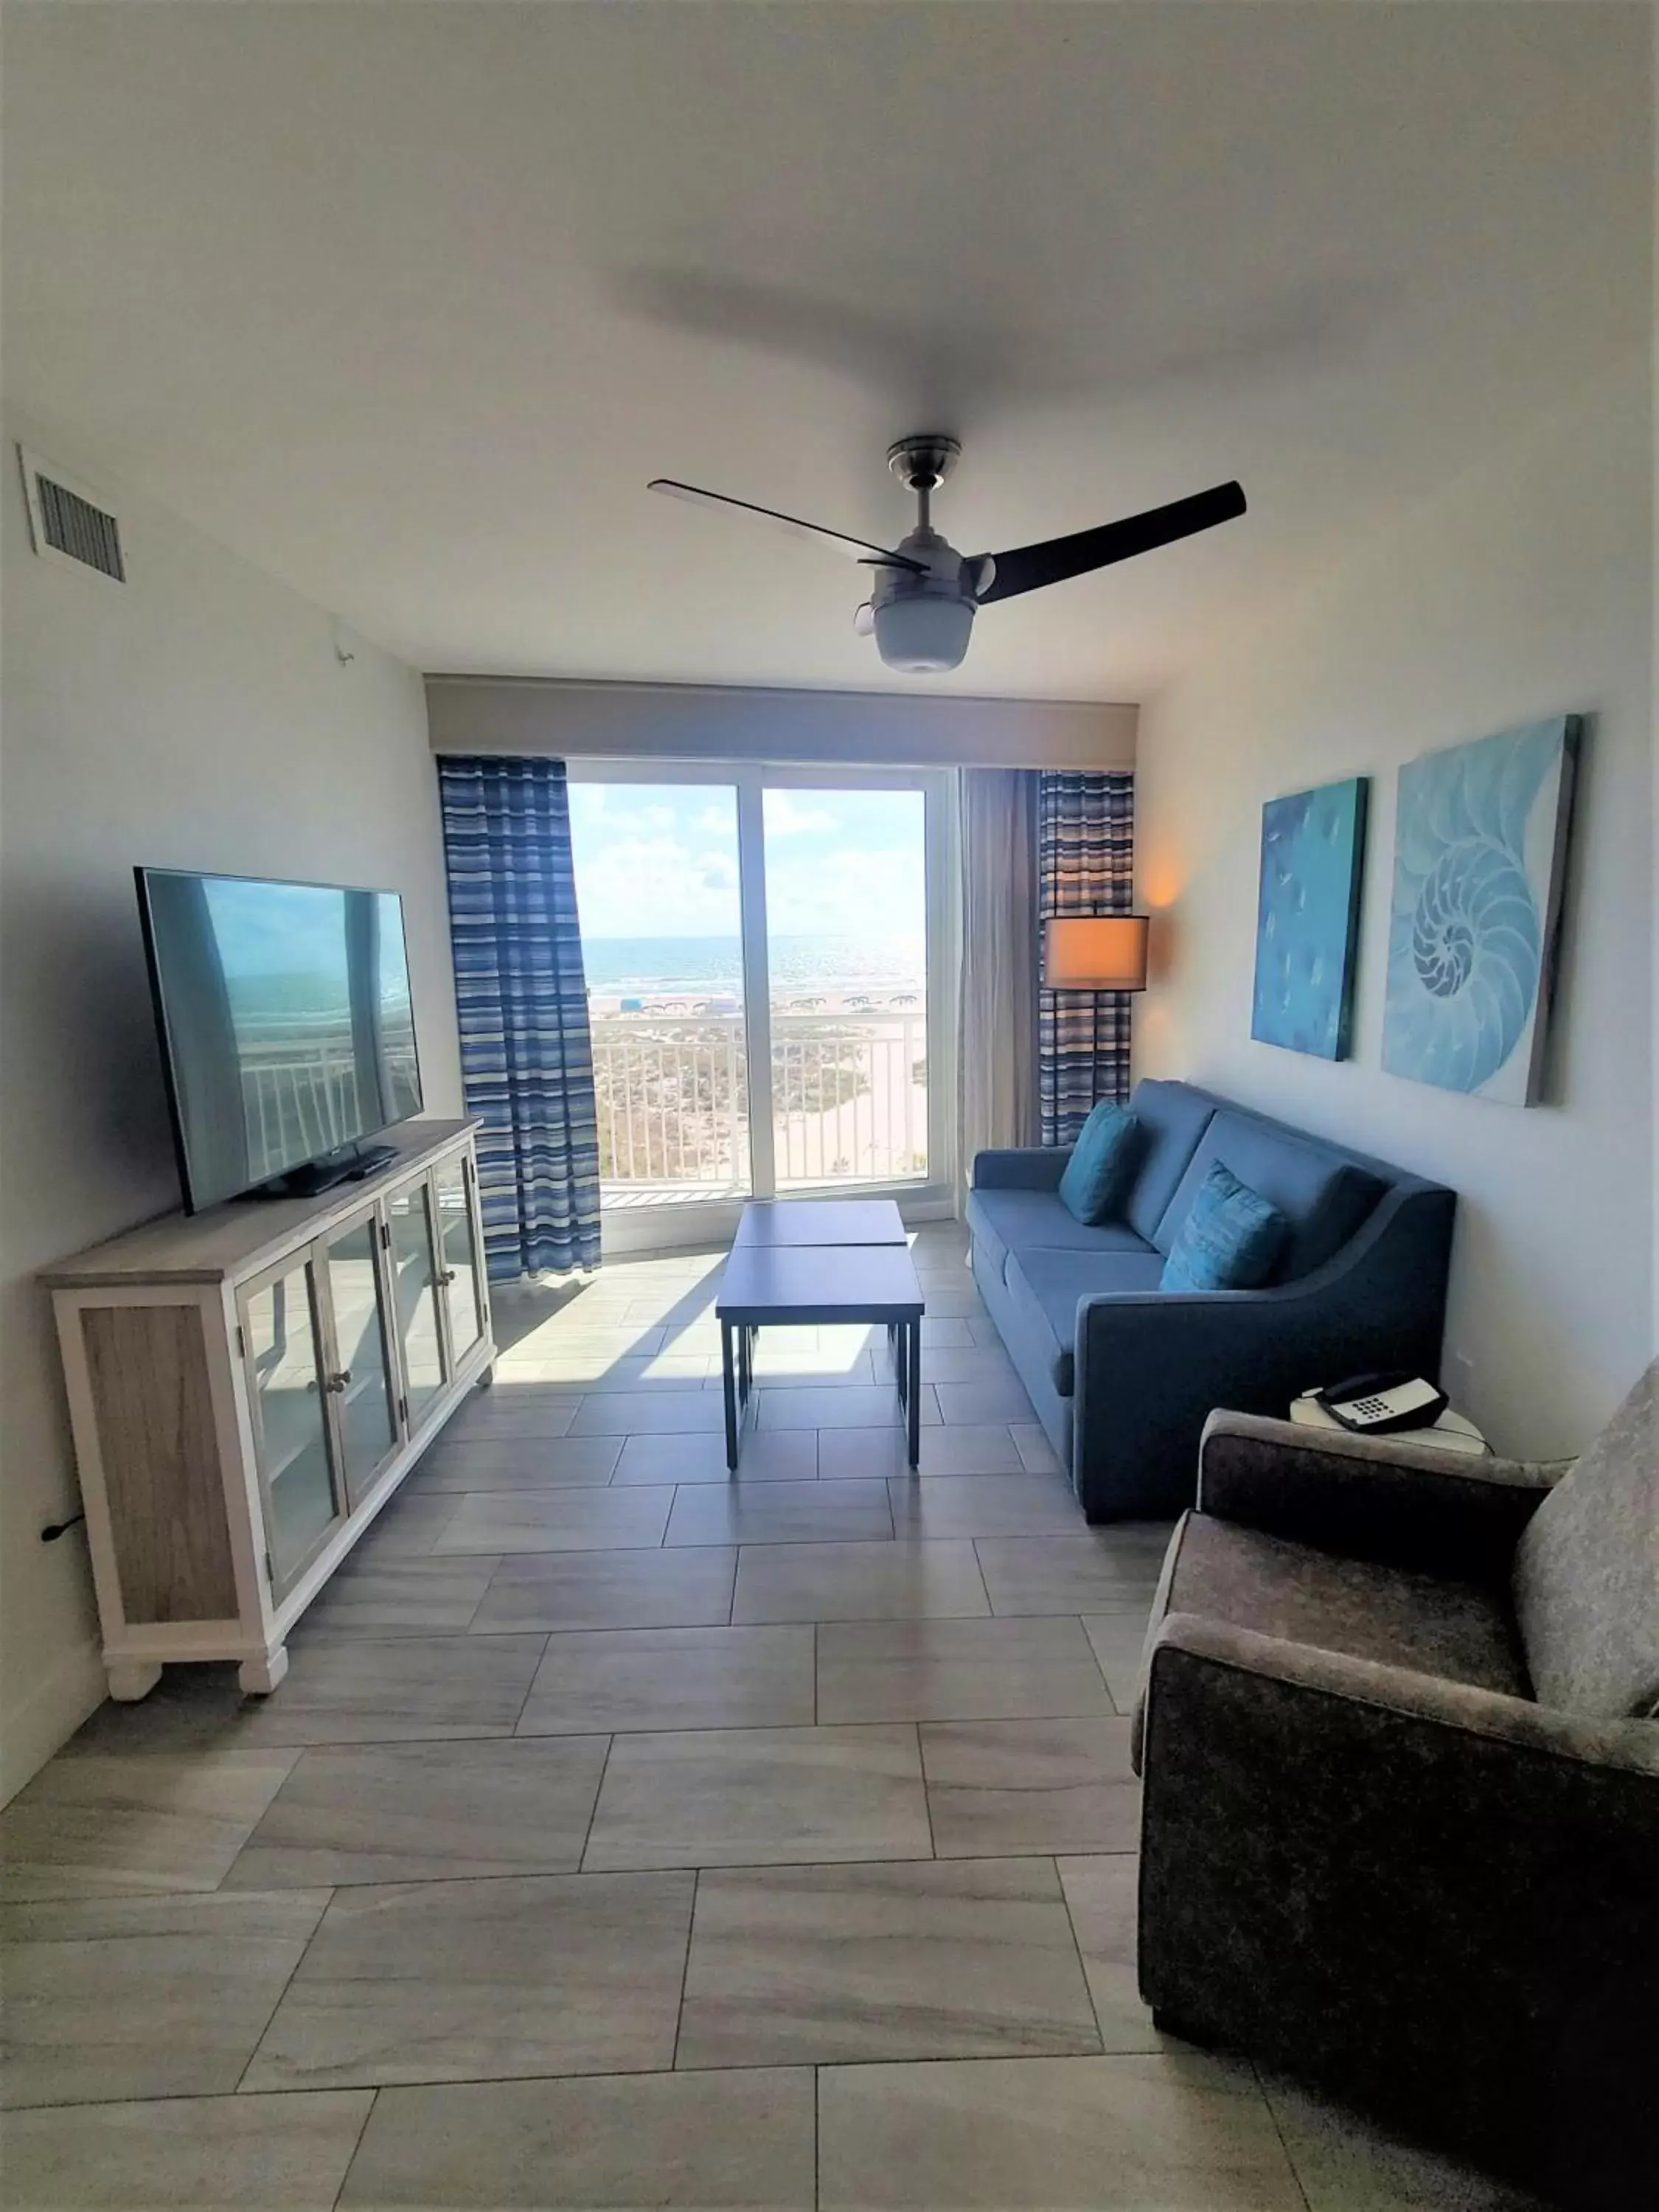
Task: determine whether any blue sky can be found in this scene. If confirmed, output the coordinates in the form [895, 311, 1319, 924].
[568, 784, 925, 943]
[204, 879, 351, 981]
[201, 880, 410, 1001]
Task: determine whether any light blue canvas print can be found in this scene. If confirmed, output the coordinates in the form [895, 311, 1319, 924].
[1382, 717, 1580, 1105]
[1251, 776, 1368, 1060]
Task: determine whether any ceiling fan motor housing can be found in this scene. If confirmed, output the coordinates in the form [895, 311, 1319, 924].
[870, 528, 978, 671]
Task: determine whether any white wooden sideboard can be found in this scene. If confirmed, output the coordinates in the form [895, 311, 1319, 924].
[41, 1117, 495, 1701]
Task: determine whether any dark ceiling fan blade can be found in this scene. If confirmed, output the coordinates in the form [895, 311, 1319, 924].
[975, 481, 1247, 605]
[647, 479, 926, 571]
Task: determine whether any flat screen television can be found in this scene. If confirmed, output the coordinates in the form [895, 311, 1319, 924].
[136, 867, 424, 1213]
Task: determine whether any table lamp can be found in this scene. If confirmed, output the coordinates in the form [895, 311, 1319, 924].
[1042, 914, 1150, 992]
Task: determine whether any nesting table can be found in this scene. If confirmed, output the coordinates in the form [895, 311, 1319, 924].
[717, 1200, 925, 1469]
[731, 1198, 909, 1248]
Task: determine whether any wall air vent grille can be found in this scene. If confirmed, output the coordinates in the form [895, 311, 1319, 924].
[18, 447, 126, 582]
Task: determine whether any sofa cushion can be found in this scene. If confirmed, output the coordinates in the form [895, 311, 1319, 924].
[1121, 1081, 1216, 1244]
[1512, 1362, 1659, 1719]
[966, 1186, 1157, 1287]
[1153, 1109, 1384, 1279]
[1160, 1162, 1287, 1292]
[1005, 1244, 1166, 1395]
[1058, 1102, 1139, 1225]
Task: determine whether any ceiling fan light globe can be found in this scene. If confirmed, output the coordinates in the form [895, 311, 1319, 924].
[872, 594, 975, 673]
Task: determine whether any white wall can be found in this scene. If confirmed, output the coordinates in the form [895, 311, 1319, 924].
[1135, 358, 1653, 1458]
[0, 414, 461, 1800]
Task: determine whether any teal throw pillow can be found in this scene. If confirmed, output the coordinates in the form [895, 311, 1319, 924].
[1161, 1161, 1288, 1291]
[1057, 1102, 1140, 1226]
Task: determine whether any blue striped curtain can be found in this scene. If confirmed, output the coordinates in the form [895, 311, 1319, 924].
[437, 756, 601, 1279]
[1038, 771, 1135, 1146]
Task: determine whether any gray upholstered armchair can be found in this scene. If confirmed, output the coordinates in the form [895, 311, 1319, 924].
[1134, 1369, 1659, 2207]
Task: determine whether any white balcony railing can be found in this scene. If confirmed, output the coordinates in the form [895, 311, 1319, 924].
[591, 1008, 927, 1203]
[240, 1029, 420, 1170]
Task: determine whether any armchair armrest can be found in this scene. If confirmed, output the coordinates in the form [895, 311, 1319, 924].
[1139, 1613, 1659, 2181]
[1147, 1610, 1659, 1774]
[1196, 1409, 1565, 1582]
[972, 1146, 1069, 1192]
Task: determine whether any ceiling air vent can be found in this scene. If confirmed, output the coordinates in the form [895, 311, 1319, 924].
[18, 447, 126, 582]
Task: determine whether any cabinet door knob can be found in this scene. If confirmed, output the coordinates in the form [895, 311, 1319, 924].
[438, 1269, 456, 1286]
[326, 1369, 351, 1393]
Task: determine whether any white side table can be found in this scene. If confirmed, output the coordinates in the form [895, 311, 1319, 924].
[1289, 1394, 1490, 1457]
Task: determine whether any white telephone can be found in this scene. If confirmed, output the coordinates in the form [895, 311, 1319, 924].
[1311, 1372, 1449, 1436]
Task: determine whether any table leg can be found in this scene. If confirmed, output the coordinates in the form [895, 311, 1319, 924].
[721, 1318, 739, 1472]
[907, 1318, 922, 1470]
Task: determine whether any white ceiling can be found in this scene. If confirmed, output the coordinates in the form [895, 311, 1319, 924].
[2, 3, 1649, 701]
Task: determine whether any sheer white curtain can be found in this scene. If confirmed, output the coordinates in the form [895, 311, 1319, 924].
[956, 768, 1040, 1206]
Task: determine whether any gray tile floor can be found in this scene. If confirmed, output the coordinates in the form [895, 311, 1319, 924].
[0, 1228, 1539, 2208]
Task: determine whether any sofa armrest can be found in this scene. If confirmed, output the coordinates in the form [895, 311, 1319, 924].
[972, 1146, 1069, 1192]
[1072, 1279, 1422, 1518]
[1196, 1409, 1564, 1582]
[1068, 1178, 1455, 1522]
[1138, 1613, 1659, 2180]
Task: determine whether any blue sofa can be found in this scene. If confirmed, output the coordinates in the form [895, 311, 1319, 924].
[967, 1080, 1456, 1521]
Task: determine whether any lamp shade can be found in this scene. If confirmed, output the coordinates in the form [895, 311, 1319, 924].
[874, 594, 975, 672]
[1043, 914, 1150, 992]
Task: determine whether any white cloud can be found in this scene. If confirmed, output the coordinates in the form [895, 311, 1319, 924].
[570, 786, 924, 944]
[766, 843, 925, 939]
[572, 833, 741, 939]
[764, 793, 841, 836]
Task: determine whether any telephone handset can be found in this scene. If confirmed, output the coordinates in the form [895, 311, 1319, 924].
[1311, 1371, 1450, 1436]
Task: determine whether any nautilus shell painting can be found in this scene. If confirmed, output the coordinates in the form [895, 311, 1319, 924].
[1251, 776, 1368, 1060]
[1382, 717, 1581, 1105]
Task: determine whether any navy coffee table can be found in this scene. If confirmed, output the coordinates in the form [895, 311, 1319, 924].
[716, 1211, 925, 1470]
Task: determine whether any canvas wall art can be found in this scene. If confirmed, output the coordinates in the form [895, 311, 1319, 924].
[1381, 716, 1580, 1105]
[1251, 775, 1368, 1060]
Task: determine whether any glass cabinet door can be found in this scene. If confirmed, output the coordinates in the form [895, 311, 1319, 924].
[318, 1210, 400, 1503]
[240, 1256, 344, 1593]
[433, 1154, 487, 1368]
[386, 1175, 448, 1428]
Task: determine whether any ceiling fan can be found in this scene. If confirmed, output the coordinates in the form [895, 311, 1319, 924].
[649, 436, 1246, 673]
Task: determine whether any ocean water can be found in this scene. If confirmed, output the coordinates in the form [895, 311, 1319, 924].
[582, 934, 925, 997]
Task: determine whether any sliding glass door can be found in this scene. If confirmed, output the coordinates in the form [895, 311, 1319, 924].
[566, 779, 751, 1208]
[568, 764, 951, 1232]
[763, 785, 929, 1189]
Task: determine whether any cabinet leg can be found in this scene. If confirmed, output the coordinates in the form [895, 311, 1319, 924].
[477, 1365, 495, 1390]
[238, 1646, 289, 1696]
[105, 1659, 162, 1703]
